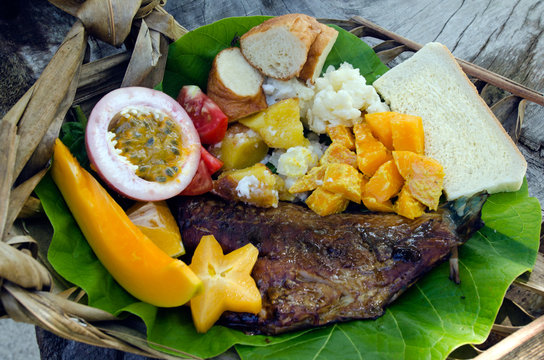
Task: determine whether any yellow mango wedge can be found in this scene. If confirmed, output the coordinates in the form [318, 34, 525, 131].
[51, 139, 202, 307]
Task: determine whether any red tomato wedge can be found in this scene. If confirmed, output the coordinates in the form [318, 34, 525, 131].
[177, 85, 228, 145]
[200, 146, 223, 175]
[181, 159, 213, 196]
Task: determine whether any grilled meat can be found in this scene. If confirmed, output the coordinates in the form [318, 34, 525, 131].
[173, 195, 485, 335]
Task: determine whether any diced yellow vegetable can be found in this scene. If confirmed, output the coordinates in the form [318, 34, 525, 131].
[395, 185, 426, 219]
[239, 98, 308, 149]
[364, 160, 404, 202]
[393, 151, 444, 210]
[213, 163, 279, 208]
[274, 174, 296, 201]
[319, 142, 358, 168]
[362, 194, 395, 213]
[322, 163, 363, 203]
[364, 112, 394, 150]
[288, 165, 327, 193]
[306, 186, 349, 216]
[353, 122, 392, 177]
[326, 125, 355, 150]
[209, 123, 268, 170]
[391, 114, 425, 154]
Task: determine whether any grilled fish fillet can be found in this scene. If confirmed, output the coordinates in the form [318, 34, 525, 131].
[173, 195, 485, 335]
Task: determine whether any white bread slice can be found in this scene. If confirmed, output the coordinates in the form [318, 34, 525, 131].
[299, 21, 338, 84]
[373, 42, 527, 200]
[207, 47, 267, 121]
[240, 14, 321, 80]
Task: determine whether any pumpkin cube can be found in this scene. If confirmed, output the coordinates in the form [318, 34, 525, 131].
[395, 185, 426, 219]
[364, 160, 404, 202]
[391, 113, 425, 154]
[319, 142, 358, 168]
[239, 98, 308, 149]
[322, 163, 363, 203]
[393, 151, 444, 210]
[214, 163, 279, 208]
[364, 112, 395, 150]
[306, 186, 349, 216]
[289, 165, 327, 193]
[326, 125, 355, 150]
[362, 194, 395, 213]
[353, 122, 392, 177]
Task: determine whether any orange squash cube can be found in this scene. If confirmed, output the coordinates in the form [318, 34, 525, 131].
[393, 151, 444, 210]
[395, 185, 426, 219]
[326, 125, 355, 150]
[306, 186, 349, 216]
[362, 194, 395, 213]
[391, 114, 425, 154]
[364, 160, 404, 202]
[353, 122, 392, 177]
[288, 165, 327, 193]
[322, 163, 363, 203]
[319, 142, 358, 168]
[364, 112, 395, 150]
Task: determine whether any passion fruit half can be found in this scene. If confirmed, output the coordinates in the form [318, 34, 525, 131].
[86, 87, 201, 201]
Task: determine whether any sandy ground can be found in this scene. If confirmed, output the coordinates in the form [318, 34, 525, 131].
[0, 319, 40, 359]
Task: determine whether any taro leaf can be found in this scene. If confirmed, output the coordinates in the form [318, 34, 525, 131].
[162, 17, 389, 99]
[236, 180, 541, 360]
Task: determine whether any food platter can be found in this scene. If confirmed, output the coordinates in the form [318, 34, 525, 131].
[1, 6, 543, 360]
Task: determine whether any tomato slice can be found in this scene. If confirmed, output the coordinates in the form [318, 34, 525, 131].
[180, 159, 213, 196]
[200, 146, 223, 175]
[177, 85, 228, 145]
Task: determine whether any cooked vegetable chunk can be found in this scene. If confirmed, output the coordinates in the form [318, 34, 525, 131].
[322, 163, 363, 203]
[239, 98, 307, 149]
[306, 186, 349, 216]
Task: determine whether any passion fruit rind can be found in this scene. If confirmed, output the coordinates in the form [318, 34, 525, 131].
[86, 87, 201, 201]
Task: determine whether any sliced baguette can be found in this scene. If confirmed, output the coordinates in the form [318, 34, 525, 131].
[373, 42, 527, 200]
[240, 14, 321, 80]
[207, 47, 267, 121]
[298, 21, 338, 84]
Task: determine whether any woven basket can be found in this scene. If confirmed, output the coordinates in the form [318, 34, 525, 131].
[1, 4, 543, 359]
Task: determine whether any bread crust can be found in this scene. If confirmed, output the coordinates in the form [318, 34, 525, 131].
[240, 14, 321, 80]
[207, 48, 267, 122]
[299, 21, 339, 84]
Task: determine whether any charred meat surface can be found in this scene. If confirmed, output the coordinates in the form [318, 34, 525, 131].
[173, 195, 485, 335]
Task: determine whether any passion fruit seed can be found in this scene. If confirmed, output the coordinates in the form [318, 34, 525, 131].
[109, 106, 184, 183]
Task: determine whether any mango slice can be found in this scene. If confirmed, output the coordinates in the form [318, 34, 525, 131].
[51, 139, 202, 307]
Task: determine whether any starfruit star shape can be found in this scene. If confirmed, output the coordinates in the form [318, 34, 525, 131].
[189, 235, 262, 333]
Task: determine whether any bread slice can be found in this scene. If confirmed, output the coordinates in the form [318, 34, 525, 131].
[298, 21, 338, 84]
[207, 47, 267, 121]
[240, 14, 321, 80]
[373, 42, 527, 200]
